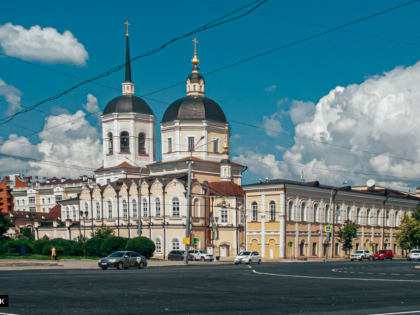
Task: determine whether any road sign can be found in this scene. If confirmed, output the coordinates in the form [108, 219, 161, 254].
[183, 237, 190, 245]
[288, 241, 293, 248]
[324, 225, 332, 233]
[192, 237, 199, 245]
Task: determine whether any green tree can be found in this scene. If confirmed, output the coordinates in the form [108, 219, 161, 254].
[20, 227, 34, 240]
[126, 237, 155, 259]
[397, 206, 420, 251]
[337, 220, 359, 256]
[0, 213, 13, 241]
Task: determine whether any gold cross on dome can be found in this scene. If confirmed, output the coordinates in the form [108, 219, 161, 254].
[192, 37, 199, 55]
[124, 21, 130, 36]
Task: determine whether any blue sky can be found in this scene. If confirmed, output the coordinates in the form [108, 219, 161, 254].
[1, 0, 420, 189]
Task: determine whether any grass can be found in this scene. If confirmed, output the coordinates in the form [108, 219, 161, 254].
[0, 253, 100, 260]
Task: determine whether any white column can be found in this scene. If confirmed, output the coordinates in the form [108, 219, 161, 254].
[361, 226, 365, 249]
[113, 118, 118, 164]
[67, 228, 70, 240]
[203, 123, 208, 160]
[261, 194, 266, 258]
[130, 120, 135, 162]
[279, 192, 285, 258]
[149, 120, 154, 163]
[175, 123, 180, 159]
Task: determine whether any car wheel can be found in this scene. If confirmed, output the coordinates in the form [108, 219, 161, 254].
[258, 259, 261, 264]
[117, 262, 124, 270]
[201, 257, 205, 262]
[138, 262, 145, 269]
[351, 259, 354, 262]
[101, 266, 107, 270]
[247, 260, 251, 265]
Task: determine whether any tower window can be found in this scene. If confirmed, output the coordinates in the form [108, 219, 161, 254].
[138, 132, 146, 154]
[167, 138, 172, 153]
[107, 132, 113, 154]
[188, 137, 195, 151]
[213, 138, 219, 153]
[120, 131, 129, 153]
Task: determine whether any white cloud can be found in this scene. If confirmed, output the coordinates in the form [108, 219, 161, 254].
[289, 100, 315, 124]
[279, 61, 420, 189]
[264, 84, 276, 92]
[275, 145, 286, 151]
[0, 23, 88, 65]
[83, 94, 100, 114]
[232, 134, 241, 139]
[0, 77, 21, 115]
[263, 112, 283, 137]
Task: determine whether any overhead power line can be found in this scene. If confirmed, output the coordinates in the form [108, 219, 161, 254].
[0, 0, 269, 125]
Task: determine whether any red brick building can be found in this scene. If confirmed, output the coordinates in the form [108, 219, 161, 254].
[0, 175, 30, 214]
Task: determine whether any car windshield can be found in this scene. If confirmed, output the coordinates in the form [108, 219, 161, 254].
[355, 251, 364, 254]
[411, 250, 420, 253]
[108, 252, 124, 258]
[199, 250, 207, 254]
[378, 250, 387, 254]
[239, 251, 251, 256]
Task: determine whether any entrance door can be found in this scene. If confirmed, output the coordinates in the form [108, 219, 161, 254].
[300, 242, 305, 256]
[220, 246, 227, 257]
[269, 248, 274, 259]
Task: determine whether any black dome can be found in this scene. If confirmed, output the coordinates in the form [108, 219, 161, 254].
[103, 95, 154, 116]
[187, 72, 204, 83]
[162, 96, 227, 124]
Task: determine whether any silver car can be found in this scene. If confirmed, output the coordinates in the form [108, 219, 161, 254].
[234, 251, 261, 264]
[98, 251, 147, 270]
[407, 249, 420, 261]
[350, 250, 372, 261]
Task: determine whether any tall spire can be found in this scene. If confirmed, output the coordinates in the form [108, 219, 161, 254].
[186, 37, 205, 97]
[191, 37, 199, 71]
[122, 21, 134, 96]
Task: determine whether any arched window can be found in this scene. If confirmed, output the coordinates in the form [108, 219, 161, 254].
[314, 204, 319, 222]
[252, 202, 258, 221]
[367, 209, 373, 225]
[357, 208, 361, 225]
[377, 211, 382, 226]
[326, 205, 331, 223]
[107, 132, 113, 154]
[336, 206, 341, 224]
[269, 201, 276, 221]
[66, 206, 70, 220]
[347, 207, 352, 222]
[192, 198, 199, 218]
[172, 238, 180, 250]
[95, 202, 101, 220]
[120, 131, 129, 153]
[138, 132, 145, 154]
[396, 213, 402, 227]
[155, 198, 161, 217]
[72, 206, 76, 221]
[172, 197, 180, 217]
[132, 199, 137, 218]
[386, 211, 391, 226]
[220, 206, 228, 223]
[84, 202, 89, 218]
[288, 201, 294, 221]
[107, 200, 113, 219]
[122, 200, 128, 218]
[155, 238, 162, 253]
[142, 198, 148, 217]
[301, 202, 306, 221]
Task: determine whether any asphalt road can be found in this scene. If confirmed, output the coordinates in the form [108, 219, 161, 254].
[1, 260, 420, 315]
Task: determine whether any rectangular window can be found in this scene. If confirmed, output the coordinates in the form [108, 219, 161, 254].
[29, 207, 36, 212]
[188, 137, 195, 151]
[356, 243, 359, 251]
[167, 138, 172, 153]
[55, 195, 62, 202]
[213, 138, 219, 153]
[29, 197, 35, 203]
[335, 243, 339, 256]
[221, 208, 228, 223]
[312, 243, 317, 256]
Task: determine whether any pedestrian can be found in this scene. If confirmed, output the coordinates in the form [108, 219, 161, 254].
[51, 246, 56, 263]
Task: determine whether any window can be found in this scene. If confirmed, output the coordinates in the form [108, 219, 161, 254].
[138, 132, 146, 154]
[120, 131, 129, 153]
[96, 202, 101, 220]
[56, 195, 62, 202]
[66, 207, 70, 219]
[314, 204, 319, 222]
[367, 209, 373, 225]
[29, 207, 36, 212]
[132, 200, 137, 218]
[72, 206, 77, 221]
[288, 201, 294, 221]
[48, 198, 50, 204]
[107, 132, 113, 154]
[301, 202, 306, 221]
[252, 202, 258, 221]
[347, 207, 352, 222]
[213, 138, 219, 153]
[123, 200, 128, 218]
[312, 243, 317, 256]
[326, 205, 331, 223]
[377, 211, 382, 226]
[188, 137, 195, 151]
[240, 206, 245, 224]
[386, 211, 390, 226]
[29, 197, 35, 203]
[156, 238, 162, 253]
[108, 200, 113, 219]
[357, 208, 361, 225]
[142, 198, 148, 217]
[167, 138, 172, 153]
[42, 198, 45, 205]
[269, 201, 276, 221]
[336, 206, 341, 224]
[172, 197, 180, 217]
[17, 200, 19, 205]
[84, 202, 89, 218]
[172, 238, 180, 250]
[155, 198, 161, 217]
[220, 207, 228, 223]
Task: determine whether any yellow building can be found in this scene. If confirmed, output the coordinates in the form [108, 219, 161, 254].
[243, 179, 419, 260]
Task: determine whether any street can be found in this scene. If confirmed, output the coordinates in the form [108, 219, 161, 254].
[1, 260, 420, 314]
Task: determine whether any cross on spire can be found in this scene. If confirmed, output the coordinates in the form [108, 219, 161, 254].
[191, 37, 200, 68]
[124, 21, 130, 37]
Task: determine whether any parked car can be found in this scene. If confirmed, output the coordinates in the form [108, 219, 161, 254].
[98, 251, 147, 270]
[407, 249, 420, 261]
[372, 249, 394, 260]
[234, 251, 261, 264]
[188, 250, 214, 261]
[168, 250, 186, 261]
[350, 250, 372, 261]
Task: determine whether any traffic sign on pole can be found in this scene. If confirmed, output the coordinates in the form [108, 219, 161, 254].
[324, 225, 332, 233]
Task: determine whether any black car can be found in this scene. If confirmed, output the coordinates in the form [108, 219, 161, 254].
[98, 251, 147, 270]
[168, 250, 186, 261]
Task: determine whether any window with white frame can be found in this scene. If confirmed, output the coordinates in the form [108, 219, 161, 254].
[172, 197, 180, 217]
[123, 200, 128, 218]
[172, 238, 180, 250]
[213, 138, 219, 153]
[326, 205, 330, 223]
[108, 200, 113, 219]
[188, 137, 194, 151]
[301, 202, 306, 221]
[314, 204, 319, 222]
[357, 208, 361, 225]
[84, 202, 89, 218]
[132, 200, 137, 218]
[155, 198, 161, 217]
[367, 209, 373, 225]
[220, 207, 228, 223]
[72, 206, 77, 221]
[288, 201, 294, 221]
[240, 206, 245, 224]
[167, 138, 172, 153]
[377, 211, 381, 226]
[66, 207, 70, 220]
[142, 198, 148, 217]
[336, 206, 341, 224]
[155, 238, 162, 253]
[269, 201, 276, 221]
[42, 198, 45, 205]
[96, 202, 101, 220]
[251, 202, 258, 221]
[29, 197, 35, 203]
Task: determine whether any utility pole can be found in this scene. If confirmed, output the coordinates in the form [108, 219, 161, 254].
[211, 215, 218, 263]
[184, 159, 193, 265]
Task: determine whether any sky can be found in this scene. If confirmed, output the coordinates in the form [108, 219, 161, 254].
[1, 0, 420, 191]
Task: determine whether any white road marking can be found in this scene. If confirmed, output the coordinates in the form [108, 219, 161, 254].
[391, 274, 400, 276]
[368, 310, 420, 315]
[0, 312, 21, 315]
[251, 269, 420, 283]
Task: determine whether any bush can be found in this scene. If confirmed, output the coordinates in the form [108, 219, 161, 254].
[0, 241, 4, 254]
[126, 237, 155, 259]
[42, 243, 64, 257]
[101, 237, 127, 256]
[33, 239, 49, 255]
[85, 238, 102, 257]
[4, 239, 34, 254]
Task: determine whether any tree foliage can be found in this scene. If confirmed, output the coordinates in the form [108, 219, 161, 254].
[0, 213, 13, 240]
[397, 206, 420, 250]
[337, 220, 359, 254]
[126, 237, 155, 259]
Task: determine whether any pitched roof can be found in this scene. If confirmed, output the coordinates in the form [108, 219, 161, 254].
[94, 162, 143, 173]
[148, 156, 244, 168]
[207, 181, 244, 196]
[47, 204, 61, 220]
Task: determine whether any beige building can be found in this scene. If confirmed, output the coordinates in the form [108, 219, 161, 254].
[243, 179, 420, 260]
